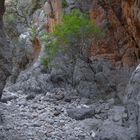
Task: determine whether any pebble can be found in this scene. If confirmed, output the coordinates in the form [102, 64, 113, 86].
[0, 89, 127, 140]
[91, 130, 96, 138]
[113, 114, 121, 122]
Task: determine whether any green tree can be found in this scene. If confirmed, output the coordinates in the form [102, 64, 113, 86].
[41, 10, 101, 69]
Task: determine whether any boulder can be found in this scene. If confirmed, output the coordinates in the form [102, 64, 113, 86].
[67, 107, 95, 120]
[125, 64, 140, 139]
[93, 122, 131, 140]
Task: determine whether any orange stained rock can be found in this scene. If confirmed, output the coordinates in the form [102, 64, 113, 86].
[46, 0, 62, 32]
[89, 0, 140, 67]
[32, 37, 41, 64]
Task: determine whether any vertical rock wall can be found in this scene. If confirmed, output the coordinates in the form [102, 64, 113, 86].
[44, 0, 62, 32]
[122, 0, 140, 48]
[89, 0, 140, 67]
[0, 0, 12, 98]
[45, 0, 140, 68]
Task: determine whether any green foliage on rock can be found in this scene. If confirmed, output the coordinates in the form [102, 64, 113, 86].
[41, 10, 101, 69]
[53, 10, 100, 46]
[62, 0, 68, 8]
[41, 34, 60, 69]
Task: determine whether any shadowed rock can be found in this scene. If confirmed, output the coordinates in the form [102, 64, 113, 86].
[0, 0, 12, 99]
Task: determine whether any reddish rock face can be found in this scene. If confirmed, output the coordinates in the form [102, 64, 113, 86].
[89, 0, 140, 67]
[44, 0, 62, 32]
[45, 0, 140, 67]
[0, 0, 12, 99]
[122, 0, 140, 49]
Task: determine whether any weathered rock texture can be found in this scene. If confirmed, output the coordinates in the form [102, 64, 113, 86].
[0, 0, 12, 98]
[44, 0, 62, 32]
[90, 0, 140, 67]
[45, 0, 140, 67]
[122, 0, 140, 48]
[4, 0, 47, 85]
[125, 64, 140, 139]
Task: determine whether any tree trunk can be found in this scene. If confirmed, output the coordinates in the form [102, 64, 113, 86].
[0, 0, 12, 99]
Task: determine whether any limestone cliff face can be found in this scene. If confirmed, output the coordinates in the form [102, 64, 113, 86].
[44, 0, 62, 32]
[0, 0, 12, 98]
[44, 0, 140, 67]
[122, 0, 140, 50]
[90, 0, 140, 67]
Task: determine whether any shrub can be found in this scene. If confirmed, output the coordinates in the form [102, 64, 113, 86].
[41, 34, 60, 69]
[41, 10, 101, 69]
[62, 0, 68, 8]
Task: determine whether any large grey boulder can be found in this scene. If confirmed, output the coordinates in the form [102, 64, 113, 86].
[92, 105, 135, 140]
[67, 107, 95, 120]
[93, 122, 131, 140]
[65, 0, 89, 13]
[92, 64, 140, 140]
[125, 64, 140, 139]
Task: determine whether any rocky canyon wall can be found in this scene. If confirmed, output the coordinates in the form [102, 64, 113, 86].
[46, 0, 140, 68]
[90, 0, 140, 67]
[4, 0, 140, 100]
[0, 0, 12, 99]
[122, 0, 140, 48]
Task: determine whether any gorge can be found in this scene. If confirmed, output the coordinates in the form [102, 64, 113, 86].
[0, 0, 140, 140]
